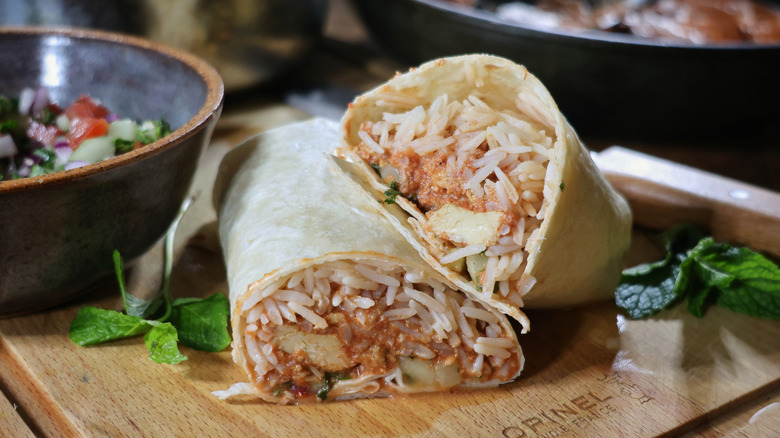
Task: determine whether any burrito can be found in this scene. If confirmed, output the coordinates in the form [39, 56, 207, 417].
[338, 54, 632, 317]
[212, 119, 524, 404]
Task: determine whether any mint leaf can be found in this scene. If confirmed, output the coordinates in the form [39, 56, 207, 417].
[615, 260, 681, 319]
[616, 226, 780, 320]
[614, 225, 702, 318]
[69, 196, 231, 366]
[169, 293, 231, 352]
[114, 250, 163, 319]
[677, 239, 715, 317]
[69, 307, 151, 346]
[144, 322, 187, 364]
[690, 241, 780, 319]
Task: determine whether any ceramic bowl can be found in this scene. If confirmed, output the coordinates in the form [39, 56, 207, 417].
[0, 27, 224, 317]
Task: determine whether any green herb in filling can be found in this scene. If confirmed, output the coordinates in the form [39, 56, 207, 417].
[383, 180, 402, 204]
[316, 371, 351, 401]
[273, 381, 292, 397]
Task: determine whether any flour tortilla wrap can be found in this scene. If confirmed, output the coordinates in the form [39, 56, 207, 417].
[338, 55, 632, 316]
[212, 119, 523, 404]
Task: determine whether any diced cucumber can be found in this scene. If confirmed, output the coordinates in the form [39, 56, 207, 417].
[399, 356, 435, 386]
[55, 113, 70, 132]
[398, 356, 462, 389]
[70, 136, 115, 163]
[108, 119, 138, 142]
[466, 253, 488, 284]
[445, 257, 465, 274]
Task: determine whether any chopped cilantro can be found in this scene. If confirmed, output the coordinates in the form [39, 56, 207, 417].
[383, 180, 402, 204]
[38, 106, 58, 125]
[114, 138, 136, 154]
[0, 119, 18, 132]
[0, 96, 16, 114]
[559, 181, 565, 191]
[273, 381, 292, 397]
[32, 149, 57, 170]
[317, 372, 351, 401]
[28, 165, 43, 177]
[138, 119, 171, 145]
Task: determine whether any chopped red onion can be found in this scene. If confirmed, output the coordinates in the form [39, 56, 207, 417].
[0, 134, 18, 158]
[54, 136, 69, 148]
[64, 160, 89, 171]
[18, 88, 35, 115]
[105, 113, 120, 122]
[30, 87, 51, 118]
[54, 143, 72, 163]
[15, 157, 35, 177]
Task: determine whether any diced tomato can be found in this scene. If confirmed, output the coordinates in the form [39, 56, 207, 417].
[131, 141, 144, 150]
[27, 121, 62, 147]
[67, 117, 109, 149]
[44, 103, 63, 117]
[288, 384, 311, 398]
[65, 95, 110, 120]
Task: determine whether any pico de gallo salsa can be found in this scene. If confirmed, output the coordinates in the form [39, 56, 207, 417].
[0, 87, 170, 181]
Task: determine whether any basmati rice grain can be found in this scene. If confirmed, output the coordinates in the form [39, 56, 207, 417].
[461, 306, 500, 324]
[383, 308, 418, 321]
[287, 302, 328, 329]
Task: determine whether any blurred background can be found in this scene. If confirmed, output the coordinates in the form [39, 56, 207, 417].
[2, 0, 777, 190]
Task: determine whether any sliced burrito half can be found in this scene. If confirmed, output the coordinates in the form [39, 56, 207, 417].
[212, 119, 524, 404]
[338, 54, 632, 316]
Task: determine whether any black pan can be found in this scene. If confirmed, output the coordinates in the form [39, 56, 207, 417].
[349, 0, 780, 141]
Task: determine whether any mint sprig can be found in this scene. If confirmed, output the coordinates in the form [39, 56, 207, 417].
[616, 225, 780, 320]
[69, 197, 231, 364]
[168, 294, 231, 352]
[69, 307, 151, 345]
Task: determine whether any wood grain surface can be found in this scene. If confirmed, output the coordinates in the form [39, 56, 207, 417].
[2, 103, 780, 437]
[595, 147, 780, 259]
[0, 387, 34, 438]
[2, 242, 780, 437]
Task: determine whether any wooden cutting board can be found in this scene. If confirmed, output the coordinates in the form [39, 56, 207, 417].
[2, 107, 780, 438]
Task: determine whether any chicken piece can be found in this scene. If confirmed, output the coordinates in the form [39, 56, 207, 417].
[273, 325, 353, 372]
[426, 204, 503, 247]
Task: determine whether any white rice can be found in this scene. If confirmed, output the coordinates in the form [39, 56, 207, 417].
[474, 343, 511, 359]
[242, 259, 519, 399]
[355, 77, 556, 311]
[274, 289, 314, 306]
[440, 244, 486, 265]
[384, 308, 418, 321]
[355, 264, 401, 287]
[352, 296, 376, 309]
[461, 305, 500, 324]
